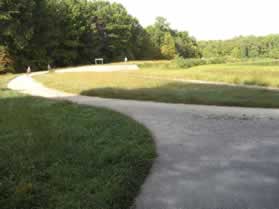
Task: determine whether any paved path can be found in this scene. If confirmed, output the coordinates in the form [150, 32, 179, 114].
[8, 74, 279, 209]
[54, 64, 139, 73]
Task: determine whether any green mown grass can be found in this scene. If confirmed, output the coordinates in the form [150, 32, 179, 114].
[36, 71, 279, 108]
[0, 74, 156, 209]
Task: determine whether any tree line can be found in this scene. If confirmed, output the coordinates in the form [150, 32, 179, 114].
[0, 0, 146, 72]
[144, 17, 201, 59]
[1, 0, 279, 73]
[0, 0, 200, 73]
[199, 35, 279, 59]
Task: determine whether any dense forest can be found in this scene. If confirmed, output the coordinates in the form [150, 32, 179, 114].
[1, 0, 279, 73]
[0, 0, 146, 72]
[0, 0, 199, 72]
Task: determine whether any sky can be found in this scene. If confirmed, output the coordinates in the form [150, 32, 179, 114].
[109, 0, 279, 40]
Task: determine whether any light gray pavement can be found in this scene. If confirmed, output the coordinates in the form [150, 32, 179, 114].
[8, 74, 279, 209]
[54, 64, 139, 73]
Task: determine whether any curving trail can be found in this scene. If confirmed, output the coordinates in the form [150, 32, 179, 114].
[8, 73, 279, 209]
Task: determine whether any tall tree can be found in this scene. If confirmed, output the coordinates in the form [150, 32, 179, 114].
[145, 17, 200, 59]
[174, 31, 201, 58]
[0, 0, 36, 71]
[0, 0, 149, 71]
[161, 32, 176, 59]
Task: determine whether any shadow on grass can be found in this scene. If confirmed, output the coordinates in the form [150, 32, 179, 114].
[0, 87, 10, 91]
[0, 95, 156, 209]
[80, 82, 279, 108]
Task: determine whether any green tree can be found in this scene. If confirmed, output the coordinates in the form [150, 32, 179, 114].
[147, 17, 170, 48]
[145, 17, 171, 58]
[145, 17, 200, 59]
[231, 47, 241, 58]
[198, 34, 279, 59]
[0, 0, 148, 71]
[0, 0, 36, 71]
[175, 31, 200, 58]
[161, 32, 176, 59]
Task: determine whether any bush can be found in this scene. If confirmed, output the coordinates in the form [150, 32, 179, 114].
[173, 56, 241, 69]
[206, 57, 227, 64]
[173, 56, 207, 68]
[139, 62, 173, 69]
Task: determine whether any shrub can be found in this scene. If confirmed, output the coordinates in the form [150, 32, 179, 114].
[137, 61, 175, 69]
[174, 56, 207, 68]
[206, 57, 227, 64]
[173, 56, 241, 69]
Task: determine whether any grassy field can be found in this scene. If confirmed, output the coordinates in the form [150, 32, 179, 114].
[0, 74, 156, 209]
[135, 61, 279, 88]
[36, 71, 279, 108]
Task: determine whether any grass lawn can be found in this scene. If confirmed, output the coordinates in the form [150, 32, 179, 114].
[0, 74, 156, 209]
[136, 61, 279, 87]
[35, 71, 279, 108]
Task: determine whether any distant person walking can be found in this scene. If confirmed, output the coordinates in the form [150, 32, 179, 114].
[48, 64, 52, 71]
[26, 66, 31, 74]
[124, 57, 128, 63]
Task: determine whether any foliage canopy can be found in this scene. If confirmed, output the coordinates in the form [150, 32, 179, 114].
[1, 0, 279, 72]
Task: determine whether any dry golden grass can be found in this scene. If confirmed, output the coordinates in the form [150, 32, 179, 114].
[35, 71, 279, 108]
[137, 62, 279, 87]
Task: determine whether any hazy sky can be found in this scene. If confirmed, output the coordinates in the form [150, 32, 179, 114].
[109, 0, 279, 40]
